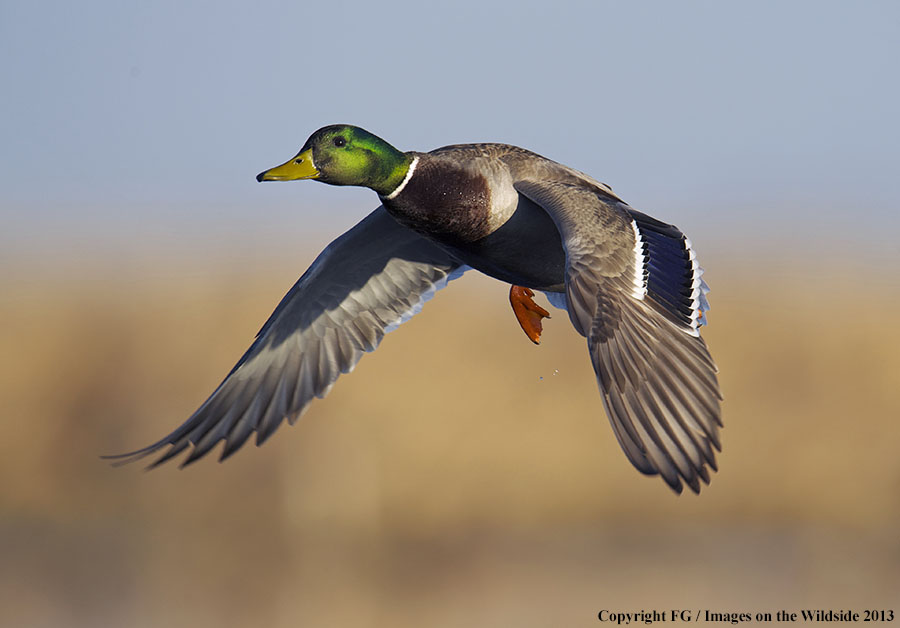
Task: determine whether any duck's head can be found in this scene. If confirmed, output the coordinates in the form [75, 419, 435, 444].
[256, 125, 411, 196]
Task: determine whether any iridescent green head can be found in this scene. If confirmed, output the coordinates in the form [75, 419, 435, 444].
[256, 125, 411, 196]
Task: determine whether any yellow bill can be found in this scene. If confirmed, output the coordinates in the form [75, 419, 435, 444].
[256, 148, 318, 182]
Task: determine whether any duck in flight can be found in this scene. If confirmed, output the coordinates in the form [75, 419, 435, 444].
[107, 125, 722, 494]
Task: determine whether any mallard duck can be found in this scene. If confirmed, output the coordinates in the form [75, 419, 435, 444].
[108, 125, 722, 494]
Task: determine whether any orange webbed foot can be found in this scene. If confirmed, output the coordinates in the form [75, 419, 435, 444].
[509, 285, 551, 345]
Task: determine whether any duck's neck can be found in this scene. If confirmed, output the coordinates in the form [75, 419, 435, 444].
[377, 154, 419, 199]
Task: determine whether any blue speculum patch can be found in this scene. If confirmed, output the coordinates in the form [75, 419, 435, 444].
[631, 212, 706, 329]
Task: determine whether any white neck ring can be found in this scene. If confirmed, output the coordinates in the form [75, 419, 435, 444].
[382, 156, 419, 200]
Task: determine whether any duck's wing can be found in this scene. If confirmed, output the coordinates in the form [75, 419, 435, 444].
[105, 206, 465, 468]
[515, 180, 722, 494]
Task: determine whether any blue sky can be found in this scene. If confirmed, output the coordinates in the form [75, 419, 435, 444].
[2, 1, 898, 269]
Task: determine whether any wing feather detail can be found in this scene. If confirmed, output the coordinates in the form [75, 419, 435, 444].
[105, 207, 465, 467]
[516, 180, 722, 493]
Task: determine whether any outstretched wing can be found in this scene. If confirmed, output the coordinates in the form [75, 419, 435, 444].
[516, 180, 722, 494]
[106, 206, 465, 468]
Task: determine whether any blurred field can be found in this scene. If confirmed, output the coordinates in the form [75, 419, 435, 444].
[1, 251, 899, 627]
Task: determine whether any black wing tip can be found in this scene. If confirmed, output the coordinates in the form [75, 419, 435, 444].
[643, 459, 716, 495]
[218, 436, 251, 462]
[100, 447, 162, 468]
[650, 438, 719, 495]
[100, 440, 194, 470]
[697, 465, 711, 484]
[177, 455, 203, 470]
[684, 475, 701, 494]
[102, 412, 288, 471]
[665, 468, 714, 495]
[118, 431, 262, 470]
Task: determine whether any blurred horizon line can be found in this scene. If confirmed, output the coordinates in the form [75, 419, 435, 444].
[4, 199, 899, 286]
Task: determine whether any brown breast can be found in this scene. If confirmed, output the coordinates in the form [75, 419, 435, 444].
[381, 155, 494, 245]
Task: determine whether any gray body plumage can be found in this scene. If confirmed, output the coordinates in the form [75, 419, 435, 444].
[109, 141, 722, 494]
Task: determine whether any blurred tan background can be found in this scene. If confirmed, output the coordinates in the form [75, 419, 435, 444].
[2, 247, 898, 627]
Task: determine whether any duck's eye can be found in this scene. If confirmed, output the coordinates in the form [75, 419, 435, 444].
[333, 137, 346, 147]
